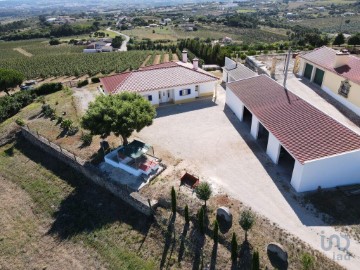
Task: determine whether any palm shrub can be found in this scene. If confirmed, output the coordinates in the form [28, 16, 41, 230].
[60, 119, 73, 130]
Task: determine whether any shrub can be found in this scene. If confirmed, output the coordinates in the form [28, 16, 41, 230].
[91, 77, 100, 83]
[301, 253, 314, 270]
[36, 83, 63, 96]
[56, 116, 63, 125]
[77, 79, 89, 88]
[15, 118, 25, 126]
[60, 119, 73, 130]
[184, 205, 189, 224]
[41, 104, 55, 118]
[0, 91, 36, 122]
[49, 39, 61, 45]
[67, 125, 79, 136]
[81, 133, 93, 145]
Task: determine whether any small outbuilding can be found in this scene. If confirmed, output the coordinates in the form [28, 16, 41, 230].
[226, 73, 360, 192]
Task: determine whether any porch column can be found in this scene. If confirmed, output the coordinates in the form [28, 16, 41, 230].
[266, 132, 281, 164]
[250, 115, 260, 139]
[310, 66, 316, 82]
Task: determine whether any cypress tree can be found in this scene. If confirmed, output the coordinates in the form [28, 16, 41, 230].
[213, 220, 219, 244]
[171, 186, 176, 214]
[231, 232, 238, 261]
[184, 204, 189, 224]
[252, 250, 260, 270]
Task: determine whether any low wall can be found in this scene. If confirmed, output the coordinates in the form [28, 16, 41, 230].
[21, 127, 155, 216]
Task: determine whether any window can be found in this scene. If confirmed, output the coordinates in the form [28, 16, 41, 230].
[338, 79, 351, 98]
[180, 89, 191, 96]
[147, 95, 153, 101]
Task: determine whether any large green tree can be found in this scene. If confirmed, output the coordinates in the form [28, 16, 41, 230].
[348, 33, 360, 46]
[333, 33, 345, 46]
[81, 92, 156, 145]
[0, 68, 24, 96]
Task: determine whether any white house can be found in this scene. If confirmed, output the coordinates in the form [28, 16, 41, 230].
[83, 42, 113, 53]
[297, 46, 360, 116]
[100, 51, 219, 106]
[226, 72, 360, 192]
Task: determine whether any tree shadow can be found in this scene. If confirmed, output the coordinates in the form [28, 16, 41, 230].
[3, 145, 14, 156]
[178, 222, 189, 263]
[210, 242, 218, 270]
[14, 138, 152, 239]
[160, 213, 176, 269]
[190, 228, 205, 270]
[238, 240, 252, 270]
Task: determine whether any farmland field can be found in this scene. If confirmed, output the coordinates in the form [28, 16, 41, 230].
[0, 40, 150, 79]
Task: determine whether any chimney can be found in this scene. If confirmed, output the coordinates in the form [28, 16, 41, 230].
[334, 49, 350, 68]
[193, 58, 199, 70]
[182, 50, 188, 63]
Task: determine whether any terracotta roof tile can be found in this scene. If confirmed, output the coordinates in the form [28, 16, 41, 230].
[300, 46, 360, 84]
[100, 62, 218, 94]
[227, 75, 360, 164]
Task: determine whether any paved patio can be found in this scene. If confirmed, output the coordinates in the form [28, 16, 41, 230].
[136, 85, 360, 269]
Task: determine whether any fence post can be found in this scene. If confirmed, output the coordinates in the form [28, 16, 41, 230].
[73, 153, 77, 162]
[36, 131, 39, 138]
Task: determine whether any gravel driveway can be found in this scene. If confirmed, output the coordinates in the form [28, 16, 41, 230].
[136, 86, 360, 269]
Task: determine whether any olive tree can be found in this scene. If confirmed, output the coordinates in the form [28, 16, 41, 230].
[195, 182, 212, 207]
[239, 210, 255, 242]
[0, 68, 24, 96]
[81, 92, 156, 145]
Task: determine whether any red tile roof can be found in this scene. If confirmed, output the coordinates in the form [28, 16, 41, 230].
[100, 62, 218, 94]
[300, 46, 360, 84]
[227, 75, 360, 164]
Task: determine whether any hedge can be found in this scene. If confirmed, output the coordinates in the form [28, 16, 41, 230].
[0, 82, 63, 123]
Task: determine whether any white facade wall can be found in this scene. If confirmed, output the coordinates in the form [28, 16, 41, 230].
[251, 115, 260, 139]
[266, 133, 281, 164]
[173, 84, 197, 101]
[141, 90, 161, 106]
[291, 150, 360, 192]
[198, 82, 216, 96]
[225, 87, 245, 121]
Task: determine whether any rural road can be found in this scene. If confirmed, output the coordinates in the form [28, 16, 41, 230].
[106, 27, 129, 52]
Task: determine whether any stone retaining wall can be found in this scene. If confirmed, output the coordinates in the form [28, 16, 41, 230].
[21, 127, 155, 216]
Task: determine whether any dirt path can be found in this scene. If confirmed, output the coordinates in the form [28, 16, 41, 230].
[0, 176, 105, 270]
[153, 54, 161, 65]
[141, 55, 152, 67]
[13, 47, 33, 57]
[72, 87, 99, 116]
[172, 53, 179, 61]
[163, 53, 170, 63]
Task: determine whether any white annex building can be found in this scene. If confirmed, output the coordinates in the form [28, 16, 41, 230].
[225, 61, 360, 192]
[100, 51, 219, 106]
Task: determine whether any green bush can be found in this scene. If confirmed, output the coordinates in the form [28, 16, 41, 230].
[60, 119, 73, 130]
[91, 77, 100, 83]
[41, 104, 55, 118]
[36, 83, 63, 96]
[0, 91, 36, 122]
[15, 118, 25, 126]
[81, 133, 93, 145]
[77, 79, 89, 88]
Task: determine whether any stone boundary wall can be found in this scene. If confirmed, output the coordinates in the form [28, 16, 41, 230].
[21, 127, 155, 216]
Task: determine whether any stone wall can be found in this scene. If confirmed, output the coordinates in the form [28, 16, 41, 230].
[21, 127, 155, 216]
